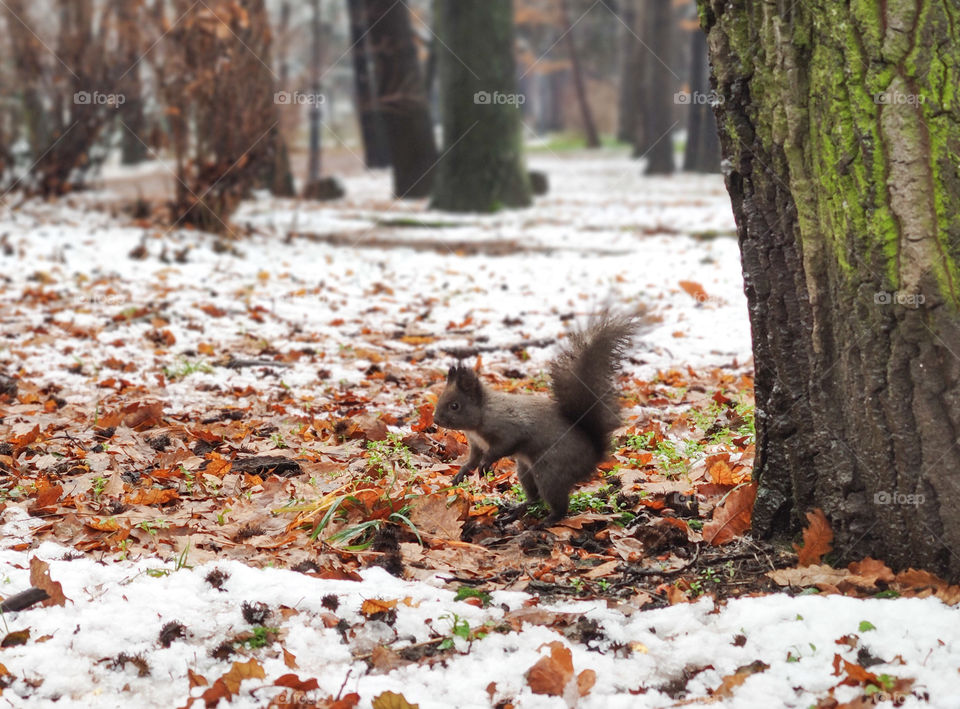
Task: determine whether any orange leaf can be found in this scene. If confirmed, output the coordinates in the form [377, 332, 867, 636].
[678, 280, 708, 303]
[125, 488, 179, 506]
[702, 483, 757, 545]
[361, 598, 398, 617]
[794, 508, 833, 566]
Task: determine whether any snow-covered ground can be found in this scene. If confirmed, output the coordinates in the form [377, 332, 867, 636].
[1, 152, 954, 707]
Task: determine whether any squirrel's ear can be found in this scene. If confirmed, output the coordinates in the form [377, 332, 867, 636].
[455, 366, 482, 399]
[446, 364, 459, 383]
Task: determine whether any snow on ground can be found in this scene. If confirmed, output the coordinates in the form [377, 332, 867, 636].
[3, 151, 955, 707]
[0, 151, 749, 417]
[0, 506, 957, 708]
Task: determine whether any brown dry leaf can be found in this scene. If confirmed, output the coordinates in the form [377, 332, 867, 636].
[371, 691, 419, 709]
[832, 654, 879, 685]
[712, 661, 769, 698]
[766, 564, 849, 590]
[702, 483, 757, 545]
[187, 669, 207, 688]
[794, 508, 833, 566]
[408, 493, 466, 539]
[29, 557, 67, 607]
[894, 568, 960, 604]
[1, 629, 29, 647]
[282, 647, 298, 669]
[527, 642, 574, 697]
[360, 598, 398, 616]
[583, 560, 619, 580]
[121, 401, 165, 430]
[369, 645, 406, 673]
[220, 658, 265, 694]
[847, 558, 894, 584]
[577, 669, 597, 697]
[274, 674, 320, 692]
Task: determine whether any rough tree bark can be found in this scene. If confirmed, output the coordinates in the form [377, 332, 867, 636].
[430, 0, 531, 213]
[639, 0, 674, 174]
[681, 28, 719, 173]
[700, 1, 960, 578]
[366, 0, 438, 198]
[346, 0, 390, 168]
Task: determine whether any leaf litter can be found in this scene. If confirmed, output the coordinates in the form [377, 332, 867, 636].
[0, 154, 956, 707]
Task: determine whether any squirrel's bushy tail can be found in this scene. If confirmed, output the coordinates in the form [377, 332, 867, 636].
[550, 311, 638, 459]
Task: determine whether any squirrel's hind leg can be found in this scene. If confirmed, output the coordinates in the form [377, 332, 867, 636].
[517, 460, 540, 502]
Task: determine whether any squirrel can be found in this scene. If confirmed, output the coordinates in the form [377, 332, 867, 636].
[434, 311, 638, 524]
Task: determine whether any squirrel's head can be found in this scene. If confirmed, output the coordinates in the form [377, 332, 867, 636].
[434, 364, 484, 430]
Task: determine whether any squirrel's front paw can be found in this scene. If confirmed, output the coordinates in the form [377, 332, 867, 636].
[451, 466, 472, 485]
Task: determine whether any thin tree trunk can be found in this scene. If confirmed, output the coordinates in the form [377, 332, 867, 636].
[701, 0, 960, 579]
[307, 0, 323, 184]
[431, 0, 531, 212]
[365, 0, 438, 198]
[346, 0, 390, 167]
[616, 0, 638, 144]
[640, 0, 674, 173]
[681, 28, 719, 172]
[559, 0, 600, 148]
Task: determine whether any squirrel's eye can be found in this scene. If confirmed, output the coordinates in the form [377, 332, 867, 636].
[449, 401, 460, 411]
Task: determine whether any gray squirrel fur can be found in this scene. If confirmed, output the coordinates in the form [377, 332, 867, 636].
[434, 311, 638, 523]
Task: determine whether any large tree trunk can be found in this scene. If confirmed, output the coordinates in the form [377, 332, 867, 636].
[639, 0, 674, 174]
[701, 1, 960, 579]
[430, 0, 531, 213]
[681, 28, 719, 173]
[559, 0, 600, 148]
[346, 0, 390, 168]
[366, 0, 438, 198]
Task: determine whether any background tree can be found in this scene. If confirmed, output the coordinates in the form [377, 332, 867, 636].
[700, 1, 960, 578]
[346, 0, 390, 168]
[681, 23, 719, 172]
[431, 0, 531, 212]
[365, 0, 437, 197]
[558, 0, 600, 148]
[639, 0, 675, 174]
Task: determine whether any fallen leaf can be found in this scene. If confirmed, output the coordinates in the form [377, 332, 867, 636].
[702, 483, 757, 545]
[371, 691, 419, 709]
[794, 508, 833, 566]
[29, 557, 67, 607]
